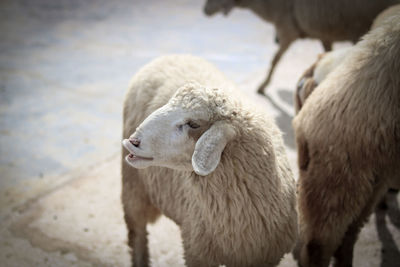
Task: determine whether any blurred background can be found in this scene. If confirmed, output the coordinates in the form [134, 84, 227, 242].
[0, 0, 398, 266]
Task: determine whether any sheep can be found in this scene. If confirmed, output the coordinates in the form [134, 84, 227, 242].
[294, 47, 351, 113]
[121, 54, 298, 267]
[371, 3, 400, 30]
[294, 3, 400, 113]
[295, 3, 400, 213]
[292, 15, 400, 267]
[203, 0, 399, 94]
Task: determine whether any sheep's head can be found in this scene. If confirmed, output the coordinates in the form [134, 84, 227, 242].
[203, 0, 236, 16]
[122, 82, 236, 176]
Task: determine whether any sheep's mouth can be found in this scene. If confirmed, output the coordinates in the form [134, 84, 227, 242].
[126, 153, 153, 162]
[122, 139, 154, 163]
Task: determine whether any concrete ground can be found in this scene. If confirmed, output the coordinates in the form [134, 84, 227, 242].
[0, 0, 399, 266]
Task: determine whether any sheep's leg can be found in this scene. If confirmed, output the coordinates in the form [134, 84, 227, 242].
[184, 256, 215, 267]
[181, 231, 218, 267]
[182, 244, 206, 267]
[257, 39, 292, 95]
[332, 220, 362, 267]
[299, 238, 335, 267]
[125, 217, 150, 267]
[298, 171, 389, 267]
[257, 21, 300, 95]
[122, 163, 160, 267]
[183, 248, 216, 267]
[298, 181, 377, 267]
[295, 145, 378, 267]
[377, 189, 398, 210]
[321, 41, 332, 52]
[333, 180, 388, 267]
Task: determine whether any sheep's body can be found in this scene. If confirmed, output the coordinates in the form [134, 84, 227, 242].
[122, 55, 298, 267]
[293, 0, 397, 43]
[292, 15, 400, 267]
[204, 0, 398, 94]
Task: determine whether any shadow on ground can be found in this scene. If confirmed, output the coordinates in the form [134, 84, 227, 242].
[264, 89, 295, 150]
[376, 190, 400, 267]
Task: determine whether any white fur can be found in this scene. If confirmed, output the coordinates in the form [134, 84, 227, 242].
[313, 48, 351, 84]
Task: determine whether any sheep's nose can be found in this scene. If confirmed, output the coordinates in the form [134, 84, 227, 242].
[130, 138, 141, 147]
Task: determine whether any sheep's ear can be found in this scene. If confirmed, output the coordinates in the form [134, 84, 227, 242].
[192, 121, 235, 176]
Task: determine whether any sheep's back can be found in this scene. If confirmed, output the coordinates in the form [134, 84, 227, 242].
[294, 0, 399, 42]
[371, 4, 400, 30]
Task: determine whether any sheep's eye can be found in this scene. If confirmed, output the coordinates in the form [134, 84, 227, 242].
[186, 120, 200, 129]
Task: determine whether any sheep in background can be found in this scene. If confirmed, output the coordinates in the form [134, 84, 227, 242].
[203, 0, 399, 94]
[121, 55, 298, 267]
[294, 3, 400, 113]
[292, 15, 400, 267]
[294, 47, 350, 113]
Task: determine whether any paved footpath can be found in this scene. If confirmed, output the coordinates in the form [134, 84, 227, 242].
[0, 0, 399, 266]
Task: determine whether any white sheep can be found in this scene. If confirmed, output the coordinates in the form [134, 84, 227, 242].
[122, 55, 298, 267]
[292, 15, 400, 267]
[203, 0, 399, 94]
[294, 47, 351, 113]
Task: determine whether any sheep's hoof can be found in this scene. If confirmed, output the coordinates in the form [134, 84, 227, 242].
[257, 87, 265, 95]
